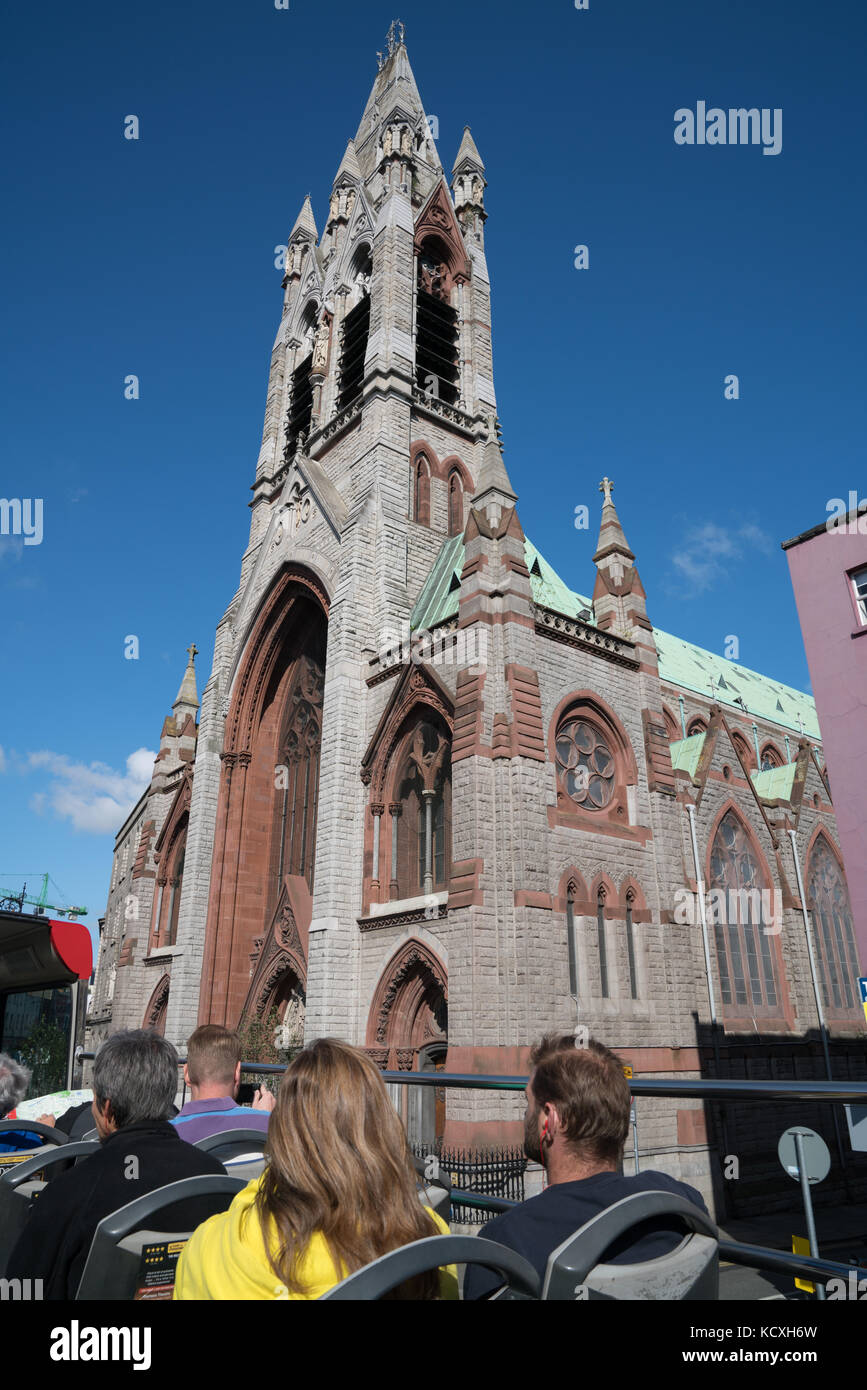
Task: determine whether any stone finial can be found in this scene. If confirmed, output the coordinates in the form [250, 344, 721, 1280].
[172, 644, 200, 716]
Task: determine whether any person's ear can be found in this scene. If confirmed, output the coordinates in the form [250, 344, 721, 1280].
[183, 1063, 190, 1087]
[234, 1061, 242, 1088]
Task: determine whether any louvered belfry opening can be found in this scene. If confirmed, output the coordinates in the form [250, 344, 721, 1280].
[416, 240, 459, 405]
[286, 351, 314, 456]
[337, 295, 370, 410]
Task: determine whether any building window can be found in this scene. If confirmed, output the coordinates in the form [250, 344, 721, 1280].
[566, 888, 578, 998]
[687, 718, 707, 737]
[851, 566, 867, 625]
[414, 456, 431, 526]
[597, 893, 609, 998]
[337, 246, 372, 411]
[392, 718, 451, 899]
[807, 836, 860, 1013]
[165, 847, 185, 947]
[416, 237, 459, 405]
[448, 470, 463, 536]
[732, 732, 754, 769]
[555, 720, 615, 810]
[760, 744, 783, 771]
[709, 811, 779, 1014]
[272, 651, 325, 897]
[625, 895, 638, 1000]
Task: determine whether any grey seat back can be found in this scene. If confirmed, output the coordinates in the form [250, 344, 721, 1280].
[193, 1127, 268, 1181]
[76, 1174, 246, 1301]
[542, 1191, 719, 1300]
[0, 1141, 99, 1276]
[320, 1234, 541, 1301]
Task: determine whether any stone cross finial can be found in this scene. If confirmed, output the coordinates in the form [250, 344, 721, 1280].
[186, 643, 198, 664]
[796, 713, 806, 737]
[599, 477, 614, 503]
[707, 676, 717, 701]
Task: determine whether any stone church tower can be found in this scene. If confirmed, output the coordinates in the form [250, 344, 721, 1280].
[90, 27, 865, 1216]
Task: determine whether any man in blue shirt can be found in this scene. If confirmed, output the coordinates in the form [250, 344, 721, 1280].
[171, 1024, 274, 1145]
[463, 1033, 710, 1299]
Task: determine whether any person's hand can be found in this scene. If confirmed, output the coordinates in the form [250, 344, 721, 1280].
[251, 1085, 276, 1113]
[37, 1113, 55, 1127]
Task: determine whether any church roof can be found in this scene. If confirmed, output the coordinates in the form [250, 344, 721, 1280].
[412, 536, 820, 741]
[668, 733, 706, 779]
[750, 761, 799, 802]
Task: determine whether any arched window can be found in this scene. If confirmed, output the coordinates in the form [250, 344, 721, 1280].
[413, 455, 431, 526]
[555, 719, 616, 811]
[760, 743, 783, 771]
[337, 245, 372, 410]
[709, 810, 780, 1016]
[448, 469, 464, 536]
[596, 890, 610, 998]
[566, 884, 578, 999]
[390, 716, 451, 901]
[625, 890, 638, 1000]
[662, 707, 680, 743]
[416, 236, 459, 405]
[272, 648, 326, 897]
[286, 302, 318, 456]
[807, 837, 860, 1014]
[732, 732, 754, 769]
[687, 717, 707, 737]
[165, 845, 185, 947]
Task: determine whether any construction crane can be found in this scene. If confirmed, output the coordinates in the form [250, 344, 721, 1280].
[0, 873, 87, 919]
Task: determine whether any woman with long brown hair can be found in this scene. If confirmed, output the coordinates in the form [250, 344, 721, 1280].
[174, 1037, 457, 1300]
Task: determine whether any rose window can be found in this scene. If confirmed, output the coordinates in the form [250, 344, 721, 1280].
[556, 720, 615, 809]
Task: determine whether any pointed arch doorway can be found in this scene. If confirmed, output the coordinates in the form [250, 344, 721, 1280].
[367, 939, 448, 1147]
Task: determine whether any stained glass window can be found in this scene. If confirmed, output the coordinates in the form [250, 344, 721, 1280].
[556, 720, 615, 810]
[709, 810, 778, 1012]
[808, 838, 860, 1012]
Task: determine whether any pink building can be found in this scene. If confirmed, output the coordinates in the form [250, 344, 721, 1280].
[783, 502, 867, 966]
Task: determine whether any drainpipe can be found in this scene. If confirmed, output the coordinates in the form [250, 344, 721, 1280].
[784, 735, 791, 762]
[686, 803, 730, 1176]
[787, 828, 846, 1170]
[678, 695, 687, 738]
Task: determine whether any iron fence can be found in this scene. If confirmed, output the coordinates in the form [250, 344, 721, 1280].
[411, 1141, 526, 1224]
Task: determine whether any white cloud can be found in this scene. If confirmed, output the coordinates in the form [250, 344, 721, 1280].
[25, 747, 156, 834]
[669, 520, 775, 595]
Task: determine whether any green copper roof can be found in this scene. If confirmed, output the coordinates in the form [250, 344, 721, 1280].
[669, 733, 706, 779]
[750, 762, 798, 802]
[411, 535, 819, 741]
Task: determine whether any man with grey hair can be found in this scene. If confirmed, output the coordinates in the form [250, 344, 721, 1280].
[6, 1029, 225, 1299]
[0, 1054, 54, 1153]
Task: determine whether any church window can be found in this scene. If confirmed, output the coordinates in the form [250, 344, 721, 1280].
[165, 845, 185, 947]
[448, 469, 463, 536]
[337, 246, 372, 411]
[392, 717, 451, 900]
[760, 744, 783, 771]
[416, 237, 459, 405]
[566, 887, 578, 998]
[272, 651, 325, 896]
[555, 719, 615, 810]
[625, 895, 638, 1000]
[687, 717, 707, 737]
[807, 837, 860, 1013]
[732, 732, 754, 768]
[709, 810, 779, 1014]
[414, 455, 431, 526]
[596, 892, 609, 998]
[286, 304, 318, 456]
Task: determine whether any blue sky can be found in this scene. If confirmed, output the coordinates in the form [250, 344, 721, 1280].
[2, 0, 865, 953]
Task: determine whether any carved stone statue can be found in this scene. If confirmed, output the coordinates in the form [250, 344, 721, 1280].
[312, 317, 330, 371]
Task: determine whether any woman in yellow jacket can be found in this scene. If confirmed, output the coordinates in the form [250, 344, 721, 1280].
[174, 1037, 457, 1300]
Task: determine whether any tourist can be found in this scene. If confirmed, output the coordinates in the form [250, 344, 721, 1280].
[174, 1037, 458, 1300]
[463, 1033, 710, 1299]
[6, 1029, 227, 1299]
[171, 1024, 273, 1144]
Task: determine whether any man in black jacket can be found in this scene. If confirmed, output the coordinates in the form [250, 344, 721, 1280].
[7, 1029, 227, 1300]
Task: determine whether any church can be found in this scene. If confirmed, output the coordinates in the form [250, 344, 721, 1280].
[87, 28, 864, 1216]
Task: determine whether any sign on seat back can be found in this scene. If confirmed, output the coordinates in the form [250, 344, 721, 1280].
[541, 1191, 719, 1301]
[75, 1174, 246, 1301]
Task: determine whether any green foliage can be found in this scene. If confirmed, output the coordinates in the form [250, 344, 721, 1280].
[19, 1020, 68, 1098]
[237, 1007, 301, 1094]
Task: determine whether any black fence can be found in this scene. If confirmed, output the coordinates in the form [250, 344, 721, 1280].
[412, 1142, 527, 1224]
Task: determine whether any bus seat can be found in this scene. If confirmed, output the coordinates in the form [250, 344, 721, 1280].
[193, 1127, 268, 1182]
[541, 1191, 719, 1300]
[319, 1234, 541, 1301]
[75, 1174, 246, 1301]
[0, 1140, 99, 1275]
